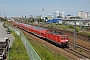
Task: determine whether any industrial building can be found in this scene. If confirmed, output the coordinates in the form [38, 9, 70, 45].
[46, 18, 62, 24]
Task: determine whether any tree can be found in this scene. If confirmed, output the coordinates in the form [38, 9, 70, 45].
[25, 16, 26, 18]
[22, 16, 23, 18]
[57, 16, 62, 18]
[38, 18, 43, 22]
[30, 18, 34, 22]
[70, 17, 76, 19]
[70, 16, 82, 19]
[0, 17, 6, 21]
[45, 17, 48, 20]
[75, 16, 82, 19]
[67, 14, 71, 16]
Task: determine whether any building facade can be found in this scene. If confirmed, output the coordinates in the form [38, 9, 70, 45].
[84, 12, 89, 19]
[54, 11, 60, 18]
[60, 12, 64, 18]
[78, 11, 84, 19]
[47, 14, 53, 20]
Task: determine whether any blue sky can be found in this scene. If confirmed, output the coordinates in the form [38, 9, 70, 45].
[0, 0, 90, 17]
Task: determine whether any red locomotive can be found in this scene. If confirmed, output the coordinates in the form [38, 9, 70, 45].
[13, 22, 69, 47]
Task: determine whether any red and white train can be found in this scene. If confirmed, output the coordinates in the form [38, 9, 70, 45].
[13, 22, 69, 47]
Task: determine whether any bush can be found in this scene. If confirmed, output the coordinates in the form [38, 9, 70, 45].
[79, 49, 83, 52]
[76, 28, 79, 33]
[88, 34, 90, 38]
[69, 25, 74, 29]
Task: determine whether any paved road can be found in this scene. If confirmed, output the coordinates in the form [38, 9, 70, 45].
[0, 22, 14, 48]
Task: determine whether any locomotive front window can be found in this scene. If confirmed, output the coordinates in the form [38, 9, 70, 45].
[61, 36, 68, 39]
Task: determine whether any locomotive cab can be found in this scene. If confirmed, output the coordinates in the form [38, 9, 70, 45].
[60, 35, 69, 47]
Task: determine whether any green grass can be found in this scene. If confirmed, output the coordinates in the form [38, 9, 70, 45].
[8, 31, 30, 60]
[79, 49, 83, 52]
[25, 35, 69, 60]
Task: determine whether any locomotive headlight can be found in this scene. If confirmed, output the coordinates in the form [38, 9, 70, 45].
[65, 40, 68, 42]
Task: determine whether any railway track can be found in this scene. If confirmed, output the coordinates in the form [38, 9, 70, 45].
[20, 28, 90, 60]
[64, 48, 90, 59]
[68, 42, 90, 59]
[13, 22, 90, 60]
[69, 42, 90, 52]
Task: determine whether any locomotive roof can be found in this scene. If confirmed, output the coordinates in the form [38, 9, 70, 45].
[24, 24, 31, 26]
[48, 30, 64, 35]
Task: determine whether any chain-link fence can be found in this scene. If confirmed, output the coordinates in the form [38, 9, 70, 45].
[6, 25, 41, 60]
